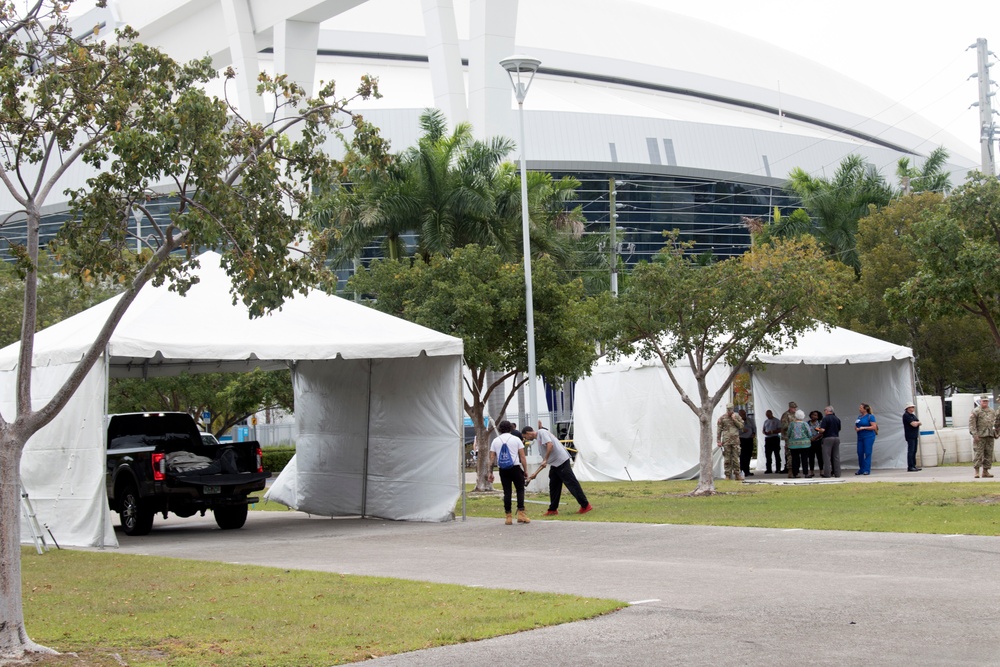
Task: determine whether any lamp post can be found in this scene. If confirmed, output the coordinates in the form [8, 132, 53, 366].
[500, 55, 541, 435]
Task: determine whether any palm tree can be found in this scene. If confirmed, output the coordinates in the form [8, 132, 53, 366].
[318, 109, 517, 267]
[405, 110, 516, 258]
[318, 109, 596, 279]
[784, 155, 895, 273]
[896, 146, 952, 195]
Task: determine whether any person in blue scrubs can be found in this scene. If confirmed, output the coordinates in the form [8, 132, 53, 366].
[855, 403, 877, 475]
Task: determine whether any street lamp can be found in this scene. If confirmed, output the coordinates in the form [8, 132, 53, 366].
[500, 55, 541, 435]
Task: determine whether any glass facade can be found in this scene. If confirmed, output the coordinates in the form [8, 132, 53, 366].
[554, 171, 801, 267]
[6, 173, 800, 279]
[1, 197, 184, 259]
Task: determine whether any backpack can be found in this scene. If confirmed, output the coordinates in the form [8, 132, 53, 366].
[497, 437, 515, 470]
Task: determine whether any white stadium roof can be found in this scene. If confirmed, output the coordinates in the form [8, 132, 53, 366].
[31, 0, 983, 213]
[91, 0, 977, 182]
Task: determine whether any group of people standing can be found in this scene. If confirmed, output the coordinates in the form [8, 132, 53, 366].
[719, 400, 918, 479]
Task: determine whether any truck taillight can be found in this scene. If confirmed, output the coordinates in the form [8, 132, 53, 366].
[151, 452, 166, 481]
[255, 446, 263, 473]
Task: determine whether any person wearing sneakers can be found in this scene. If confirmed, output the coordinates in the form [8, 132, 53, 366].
[969, 397, 998, 479]
[488, 420, 531, 524]
[524, 424, 593, 516]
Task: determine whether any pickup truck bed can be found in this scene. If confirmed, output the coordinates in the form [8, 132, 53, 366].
[106, 413, 270, 535]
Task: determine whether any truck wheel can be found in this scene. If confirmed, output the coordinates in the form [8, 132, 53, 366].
[119, 484, 154, 536]
[214, 504, 248, 530]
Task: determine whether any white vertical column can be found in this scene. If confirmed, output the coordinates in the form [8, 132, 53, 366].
[421, 0, 467, 127]
[467, 0, 517, 141]
[274, 19, 320, 105]
[220, 0, 265, 123]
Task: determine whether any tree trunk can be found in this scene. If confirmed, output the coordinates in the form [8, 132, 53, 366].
[471, 402, 494, 492]
[0, 430, 56, 659]
[691, 409, 717, 496]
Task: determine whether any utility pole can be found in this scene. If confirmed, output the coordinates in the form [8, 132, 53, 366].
[609, 177, 618, 297]
[974, 38, 997, 176]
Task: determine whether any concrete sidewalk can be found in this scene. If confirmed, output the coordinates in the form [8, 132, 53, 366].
[108, 464, 999, 667]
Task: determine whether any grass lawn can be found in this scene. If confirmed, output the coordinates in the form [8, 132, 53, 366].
[26, 478, 1000, 665]
[462, 479, 1000, 535]
[20, 549, 624, 666]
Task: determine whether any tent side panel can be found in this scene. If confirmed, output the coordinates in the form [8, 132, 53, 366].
[748, 364, 828, 472]
[751, 359, 913, 470]
[365, 355, 462, 521]
[292, 359, 370, 516]
[573, 361, 729, 482]
[828, 360, 910, 470]
[1, 361, 116, 547]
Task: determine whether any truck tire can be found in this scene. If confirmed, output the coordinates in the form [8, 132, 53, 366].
[119, 483, 154, 536]
[214, 504, 248, 530]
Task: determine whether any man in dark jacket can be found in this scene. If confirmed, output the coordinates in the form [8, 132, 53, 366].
[816, 406, 842, 478]
[903, 402, 922, 472]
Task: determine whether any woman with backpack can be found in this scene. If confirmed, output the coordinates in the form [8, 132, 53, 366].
[488, 420, 531, 525]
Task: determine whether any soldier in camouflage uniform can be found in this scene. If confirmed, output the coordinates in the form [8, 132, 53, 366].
[779, 401, 798, 475]
[969, 396, 999, 478]
[717, 403, 745, 481]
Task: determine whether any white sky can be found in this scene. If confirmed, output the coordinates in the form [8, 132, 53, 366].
[658, 0, 998, 161]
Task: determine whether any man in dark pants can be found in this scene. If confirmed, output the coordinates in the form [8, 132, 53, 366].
[903, 402, 922, 472]
[738, 409, 756, 477]
[761, 409, 782, 473]
[523, 425, 593, 515]
[816, 405, 842, 478]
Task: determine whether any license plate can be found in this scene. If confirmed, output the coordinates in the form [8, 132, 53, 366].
[203, 485, 221, 494]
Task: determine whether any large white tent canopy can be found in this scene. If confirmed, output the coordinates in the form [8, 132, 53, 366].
[573, 325, 914, 481]
[0, 252, 464, 548]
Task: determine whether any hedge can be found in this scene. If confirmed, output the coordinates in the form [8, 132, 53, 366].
[262, 447, 296, 474]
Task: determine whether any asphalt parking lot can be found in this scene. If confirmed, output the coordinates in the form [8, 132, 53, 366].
[101, 465, 1000, 666]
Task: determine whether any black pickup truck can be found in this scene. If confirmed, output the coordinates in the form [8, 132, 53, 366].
[105, 412, 270, 536]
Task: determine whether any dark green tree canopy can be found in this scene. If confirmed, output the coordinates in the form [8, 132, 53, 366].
[851, 192, 1000, 397]
[894, 173, 1000, 349]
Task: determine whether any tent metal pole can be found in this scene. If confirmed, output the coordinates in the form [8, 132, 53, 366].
[909, 357, 925, 467]
[824, 364, 831, 407]
[361, 359, 372, 519]
[99, 348, 109, 550]
[459, 359, 466, 521]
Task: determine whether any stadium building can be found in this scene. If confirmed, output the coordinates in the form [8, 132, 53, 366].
[12, 0, 981, 263]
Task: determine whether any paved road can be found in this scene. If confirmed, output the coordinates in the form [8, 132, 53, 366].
[104, 466, 998, 666]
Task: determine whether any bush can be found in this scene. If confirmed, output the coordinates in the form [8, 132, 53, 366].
[262, 447, 295, 473]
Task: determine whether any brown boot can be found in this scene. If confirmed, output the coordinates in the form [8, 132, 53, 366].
[984, 469, 994, 478]
[516, 510, 531, 524]
[975, 467, 981, 479]
[505, 513, 513, 525]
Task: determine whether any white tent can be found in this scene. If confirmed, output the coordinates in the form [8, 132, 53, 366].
[0, 252, 464, 548]
[750, 325, 914, 472]
[573, 325, 914, 481]
[573, 355, 728, 482]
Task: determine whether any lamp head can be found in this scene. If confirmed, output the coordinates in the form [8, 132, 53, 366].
[500, 55, 541, 103]
[500, 55, 541, 74]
